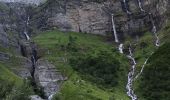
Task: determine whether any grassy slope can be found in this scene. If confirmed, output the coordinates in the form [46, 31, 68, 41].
[132, 20, 170, 99]
[33, 30, 130, 100]
[136, 42, 170, 100]
[0, 63, 22, 85]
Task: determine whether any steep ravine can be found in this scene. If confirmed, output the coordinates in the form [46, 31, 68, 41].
[19, 10, 44, 99]
[21, 23, 65, 100]
[21, 12, 65, 100]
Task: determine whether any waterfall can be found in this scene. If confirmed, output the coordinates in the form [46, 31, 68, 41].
[24, 31, 30, 40]
[135, 58, 148, 79]
[123, 0, 132, 14]
[126, 46, 137, 100]
[24, 16, 30, 40]
[137, 0, 145, 12]
[27, 16, 30, 25]
[119, 44, 124, 54]
[135, 52, 153, 79]
[111, 14, 119, 43]
[149, 13, 160, 47]
[48, 94, 54, 100]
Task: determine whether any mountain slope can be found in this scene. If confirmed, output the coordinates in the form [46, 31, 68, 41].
[33, 30, 130, 100]
[137, 42, 170, 100]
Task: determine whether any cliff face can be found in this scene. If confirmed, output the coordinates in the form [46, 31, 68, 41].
[0, 0, 169, 99]
[0, 0, 46, 5]
[35, 0, 169, 40]
[0, 0, 169, 48]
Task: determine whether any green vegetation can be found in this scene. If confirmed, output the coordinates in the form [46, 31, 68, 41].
[33, 30, 130, 100]
[0, 63, 34, 100]
[70, 50, 120, 88]
[137, 42, 170, 100]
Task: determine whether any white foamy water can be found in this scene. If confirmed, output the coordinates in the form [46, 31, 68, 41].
[119, 44, 124, 54]
[111, 14, 119, 43]
[137, 0, 145, 12]
[123, 0, 132, 14]
[24, 31, 30, 40]
[48, 94, 55, 100]
[126, 47, 137, 100]
[150, 13, 160, 47]
[24, 16, 30, 40]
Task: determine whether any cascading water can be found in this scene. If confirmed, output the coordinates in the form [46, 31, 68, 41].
[111, 14, 119, 43]
[135, 58, 148, 79]
[27, 16, 30, 25]
[149, 13, 160, 47]
[116, 42, 137, 100]
[126, 46, 137, 100]
[135, 52, 153, 79]
[24, 31, 30, 40]
[119, 43, 124, 54]
[24, 16, 30, 40]
[123, 0, 131, 14]
[48, 94, 54, 100]
[137, 0, 145, 12]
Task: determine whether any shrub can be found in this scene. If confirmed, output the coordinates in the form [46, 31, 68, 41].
[70, 50, 120, 87]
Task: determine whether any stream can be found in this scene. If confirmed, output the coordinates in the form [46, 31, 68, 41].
[149, 13, 160, 47]
[137, 0, 145, 12]
[126, 46, 137, 100]
[123, 0, 132, 14]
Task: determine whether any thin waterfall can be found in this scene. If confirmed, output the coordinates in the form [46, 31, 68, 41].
[24, 30, 30, 40]
[111, 14, 119, 43]
[135, 58, 148, 79]
[149, 13, 160, 47]
[27, 16, 30, 25]
[135, 52, 153, 79]
[24, 16, 30, 40]
[126, 46, 137, 100]
[123, 0, 132, 14]
[119, 44, 124, 54]
[137, 0, 145, 12]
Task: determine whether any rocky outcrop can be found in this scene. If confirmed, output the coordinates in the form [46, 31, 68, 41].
[0, 0, 46, 5]
[34, 59, 65, 98]
[34, 0, 169, 40]
[12, 57, 32, 78]
[0, 24, 9, 47]
[47, 1, 110, 35]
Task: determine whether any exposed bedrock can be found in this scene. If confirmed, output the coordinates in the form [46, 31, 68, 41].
[34, 59, 66, 98]
[32, 0, 169, 41]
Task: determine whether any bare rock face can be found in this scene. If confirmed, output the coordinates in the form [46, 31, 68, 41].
[34, 59, 65, 98]
[47, 1, 111, 35]
[35, 0, 169, 39]
[0, 24, 9, 47]
[7, 56, 32, 78]
[0, 0, 46, 5]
